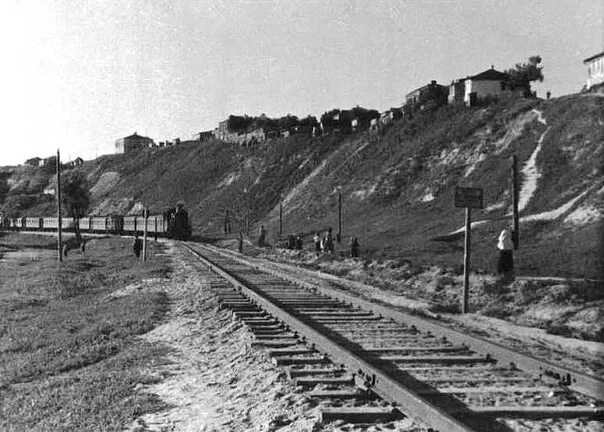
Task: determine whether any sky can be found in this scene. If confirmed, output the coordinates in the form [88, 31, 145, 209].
[0, 0, 602, 165]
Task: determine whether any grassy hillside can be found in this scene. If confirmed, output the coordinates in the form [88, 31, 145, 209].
[1, 94, 602, 278]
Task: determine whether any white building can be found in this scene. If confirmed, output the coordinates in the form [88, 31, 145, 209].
[583, 51, 604, 93]
[454, 66, 509, 105]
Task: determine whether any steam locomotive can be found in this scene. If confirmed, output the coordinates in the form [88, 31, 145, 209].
[1, 205, 192, 241]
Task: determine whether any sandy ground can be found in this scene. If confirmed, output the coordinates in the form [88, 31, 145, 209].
[123, 243, 423, 432]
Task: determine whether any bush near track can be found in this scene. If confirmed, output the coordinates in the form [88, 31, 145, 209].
[0, 234, 171, 432]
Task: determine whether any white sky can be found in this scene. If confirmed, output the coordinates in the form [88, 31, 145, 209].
[0, 0, 602, 165]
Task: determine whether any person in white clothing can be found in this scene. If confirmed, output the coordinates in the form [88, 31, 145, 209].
[497, 229, 514, 279]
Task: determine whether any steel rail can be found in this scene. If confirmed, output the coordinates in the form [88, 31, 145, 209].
[200, 243, 604, 401]
[182, 244, 478, 432]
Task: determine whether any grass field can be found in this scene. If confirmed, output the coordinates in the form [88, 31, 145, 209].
[0, 233, 171, 431]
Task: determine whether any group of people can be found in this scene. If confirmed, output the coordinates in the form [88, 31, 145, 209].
[313, 228, 335, 254]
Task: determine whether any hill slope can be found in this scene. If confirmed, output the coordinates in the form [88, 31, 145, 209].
[1, 94, 602, 278]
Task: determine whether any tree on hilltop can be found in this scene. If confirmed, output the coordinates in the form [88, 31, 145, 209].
[61, 170, 90, 246]
[506, 56, 544, 97]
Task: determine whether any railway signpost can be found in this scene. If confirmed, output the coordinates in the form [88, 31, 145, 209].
[454, 186, 483, 314]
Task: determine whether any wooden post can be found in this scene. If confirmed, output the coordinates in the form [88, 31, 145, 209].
[511, 155, 519, 249]
[462, 207, 471, 314]
[279, 199, 283, 236]
[56, 150, 63, 262]
[337, 190, 342, 243]
[142, 206, 148, 262]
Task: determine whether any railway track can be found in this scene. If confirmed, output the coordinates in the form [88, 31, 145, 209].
[182, 242, 604, 432]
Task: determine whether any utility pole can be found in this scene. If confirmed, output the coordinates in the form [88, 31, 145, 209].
[279, 199, 283, 236]
[511, 155, 519, 249]
[142, 204, 148, 262]
[337, 189, 342, 243]
[462, 207, 471, 314]
[56, 150, 63, 262]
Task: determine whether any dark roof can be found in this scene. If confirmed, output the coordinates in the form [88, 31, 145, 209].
[468, 68, 508, 81]
[406, 81, 447, 97]
[123, 132, 152, 141]
[584, 51, 604, 63]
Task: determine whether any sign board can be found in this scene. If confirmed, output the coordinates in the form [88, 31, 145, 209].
[455, 187, 483, 209]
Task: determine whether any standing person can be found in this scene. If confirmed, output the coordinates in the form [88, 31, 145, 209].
[313, 232, 321, 254]
[325, 227, 334, 254]
[258, 225, 267, 247]
[497, 228, 514, 281]
[133, 234, 143, 259]
[350, 237, 359, 258]
[296, 236, 303, 250]
[238, 231, 244, 253]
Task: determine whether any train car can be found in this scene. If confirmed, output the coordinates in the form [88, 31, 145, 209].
[63, 218, 75, 231]
[90, 217, 108, 233]
[109, 215, 123, 234]
[149, 215, 165, 235]
[25, 217, 42, 231]
[42, 217, 58, 231]
[122, 216, 138, 234]
[78, 217, 92, 232]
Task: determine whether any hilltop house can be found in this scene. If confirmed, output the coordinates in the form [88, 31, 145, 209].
[450, 66, 509, 105]
[65, 157, 84, 167]
[115, 132, 154, 154]
[404, 80, 449, 110]
[25, 157, 42, 167]
[583, 51, 604, 93]
[193, 130, 214, 142]
[379, 107, 403, 126]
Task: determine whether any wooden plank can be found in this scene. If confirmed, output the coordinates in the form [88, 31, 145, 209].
[287, 367, 344, 378]
[267, 348, 316, 357]
[320, 407, 403, 423]
[308, 390, 363, 399]
[421, 386, 554, 395]
[295, 375, 354, 386]
[381, 355, 490, 364]
[468, 405, 604, 419]
[273, 356, 330, 366]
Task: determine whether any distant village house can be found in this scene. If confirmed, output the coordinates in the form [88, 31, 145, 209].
[25, 157, 42, 167]
[405, 80, 449, 110]
[583, 51, 604, 93]
[193, 130, 214, 142]
[115, 132, 154, 154]
[449, 66, 509, 106]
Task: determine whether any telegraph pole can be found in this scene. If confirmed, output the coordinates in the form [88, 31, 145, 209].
[279, 199, 283, 236]
[142, 203, 148, 262]
[511, 155, 519, 249]
[337, 189, 342, 243]
[56, 150, 63, 262]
